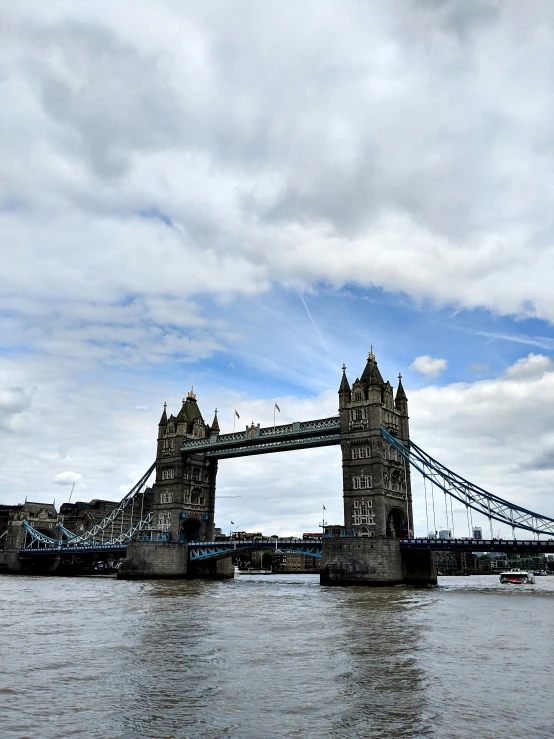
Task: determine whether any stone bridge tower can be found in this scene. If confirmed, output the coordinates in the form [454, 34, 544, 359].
[153, 389, 218, 543]
[338, 349, 413, 538]
[322, 349, 436, 586]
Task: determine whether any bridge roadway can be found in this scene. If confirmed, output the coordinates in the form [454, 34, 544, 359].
[18, 543, 127, 558]
[187, 536, 554, 561]
[400, 537, 554, 554]
[180, 417, 341, 458]
[16, 537, 554, 561]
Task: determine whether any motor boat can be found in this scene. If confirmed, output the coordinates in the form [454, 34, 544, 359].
[499, 569, 535, 584]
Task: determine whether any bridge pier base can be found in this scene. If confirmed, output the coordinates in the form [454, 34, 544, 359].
[118, 541, 189, 579]
[118, 541, 234, 580]
[401, 548, 437, 587]
[320, 537, 436, 587]
[188, 557, 234, 580]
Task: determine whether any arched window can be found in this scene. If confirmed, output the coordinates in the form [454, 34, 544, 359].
[192, 468, 200, 481]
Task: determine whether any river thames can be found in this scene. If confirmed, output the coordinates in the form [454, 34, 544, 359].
[1, 573, 553, 738]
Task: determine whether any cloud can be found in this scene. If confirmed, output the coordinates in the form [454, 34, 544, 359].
[0, 386, 33, 431]
[53, 471, 83, 486]
[503, 353, 554, 380]
[0, 0, 553, 331]
[409, 355, 448, 378]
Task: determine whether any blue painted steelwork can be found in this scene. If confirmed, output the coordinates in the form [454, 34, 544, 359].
[180, 417, 340, 458]
[188, 538, 323, 561]
[58, 523, 81, 540]
[22, 511, 153, 550]
[19, 543, 127, 556]
[22, 521, 60, 546]
[380, 427, 554, 537]
[59, 462, 155, 545]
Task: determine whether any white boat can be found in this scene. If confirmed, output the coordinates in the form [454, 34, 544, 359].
[238, 568, 273, 575]
[499, 569, 535, 584]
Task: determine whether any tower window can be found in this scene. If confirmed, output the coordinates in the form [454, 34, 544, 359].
[160, 492, 173, 504]
[355, 409, 363, 421]
[352, 476, 372, 490]
[161, 468, 175, 480]
[354, 391, 362, 401]
[192, 468, 200, 481]
[158, 511, 171, 528]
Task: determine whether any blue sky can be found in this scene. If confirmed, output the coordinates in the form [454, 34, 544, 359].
[1, 0, 553, 537]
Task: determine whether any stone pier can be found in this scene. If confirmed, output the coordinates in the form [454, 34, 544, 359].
[118, 541, 234, 580]
[320, 536, 436, 586]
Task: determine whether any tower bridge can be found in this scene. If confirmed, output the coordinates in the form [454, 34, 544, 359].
[3, 349, 554, 585]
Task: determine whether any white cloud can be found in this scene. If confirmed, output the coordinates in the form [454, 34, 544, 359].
[0, 387, 33, 432]
[409, 355, 448, 378]
[503, 353, 554, 380]
[0, 0, 552, 333]
[53, 471, 83, 486]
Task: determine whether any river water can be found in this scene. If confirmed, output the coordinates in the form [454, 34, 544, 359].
[1, 574, 554, 739]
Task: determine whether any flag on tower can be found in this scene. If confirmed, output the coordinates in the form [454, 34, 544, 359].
[231, 521, 235, 525]
[275, 402, 280, 412]
[323, 505, 326, 510]
[235, 410, 240, 419]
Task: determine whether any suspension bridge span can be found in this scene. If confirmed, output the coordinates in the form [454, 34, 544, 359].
[2, 350, 553, 585]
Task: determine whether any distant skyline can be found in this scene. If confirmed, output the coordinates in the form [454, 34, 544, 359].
[1, 1, 553, 537]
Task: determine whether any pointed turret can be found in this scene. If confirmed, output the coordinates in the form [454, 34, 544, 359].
[395, 373, 408, 409]
[159, 402, 167, 426]
[338, 364, 351, 408]
[339, 364, 351, 393]
[176, 386, 204, 435]
[360, 346, 384, 390]
[211, 408, 220, 435]
[395, 372, 410, 445]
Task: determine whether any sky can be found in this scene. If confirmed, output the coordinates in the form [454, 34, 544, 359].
[1, 0, 553, 538]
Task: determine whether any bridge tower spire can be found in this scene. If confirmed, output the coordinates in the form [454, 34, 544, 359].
[338, 349, 413, 539]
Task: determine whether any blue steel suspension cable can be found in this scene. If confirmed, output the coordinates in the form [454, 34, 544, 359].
[380, 426, 554, 537]
[423, 473, 430, 536]
[430, 471, 437, 535]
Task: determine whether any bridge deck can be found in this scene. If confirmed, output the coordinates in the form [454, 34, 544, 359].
[400, 538, 554, 553]
[180, 417, 340, 458]
[19, 537, 554, 557]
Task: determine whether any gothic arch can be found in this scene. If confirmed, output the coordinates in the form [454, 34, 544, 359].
[386, 507, 407, 538]
[180, 517, 202, 543]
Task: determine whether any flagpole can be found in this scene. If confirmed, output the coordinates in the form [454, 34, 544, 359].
[273, 403, 275, 430]
[233, 412, 235, 433]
